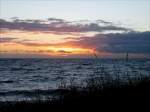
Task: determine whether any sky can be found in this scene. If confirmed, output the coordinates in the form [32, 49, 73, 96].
[0, 0, 150, 58]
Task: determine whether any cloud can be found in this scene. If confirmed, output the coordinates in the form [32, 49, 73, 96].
[0, 37, 17, 43]
[96, 19, 113, 25]
[57, 50, 71, 54]
[60, 31, 150, 54]
[47, 18, 66, 23]
[10, 17, 46, 23]
[11, 31, 150, 54]
[100, 32, 150, 53]
[0, 19, 6, 22]
[0, 18, 131, 34]
[19, 42, 52, 47]
[1, 31, 149, 54]
[1, 18, 149, 56]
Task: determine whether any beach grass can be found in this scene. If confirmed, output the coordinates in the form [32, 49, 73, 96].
[0, 74, 150, 112]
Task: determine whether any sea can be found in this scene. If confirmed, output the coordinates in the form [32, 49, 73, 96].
[0, 58, 150, 102]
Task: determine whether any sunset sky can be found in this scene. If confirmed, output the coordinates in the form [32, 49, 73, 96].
[0, 0, 150, 58]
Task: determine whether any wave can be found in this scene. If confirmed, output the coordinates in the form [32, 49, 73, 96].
[10, 67, 36, 71]
[0, 80, 15, 84]
[0, 89, 57, 96]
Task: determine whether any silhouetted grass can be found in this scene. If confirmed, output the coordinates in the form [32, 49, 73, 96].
[0, 74, 150, 112]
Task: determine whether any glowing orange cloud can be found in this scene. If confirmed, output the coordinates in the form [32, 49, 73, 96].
[0, 41, 94, 57]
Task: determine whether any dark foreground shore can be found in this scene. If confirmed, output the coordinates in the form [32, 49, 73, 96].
[0, 77, 150, 112]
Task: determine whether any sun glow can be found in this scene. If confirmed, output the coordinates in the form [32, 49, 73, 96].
[45, 46, 93, 54]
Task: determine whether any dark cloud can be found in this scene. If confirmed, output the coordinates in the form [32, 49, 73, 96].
[10, 17, 46, 23]
[47, 18, 65, 22]
[96, 19, 113, 26]
[100, 32, 150, 53]
[18, 42, 52, 47]
[62, 31, 150, 54]
[57, 50, 71, 54]
[0, 37, 17, 43]
[0, 19, 6, 22]
[0, 18, 130, 33]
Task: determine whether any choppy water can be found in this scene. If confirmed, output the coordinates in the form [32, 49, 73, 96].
[0, 58, 150, 101]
